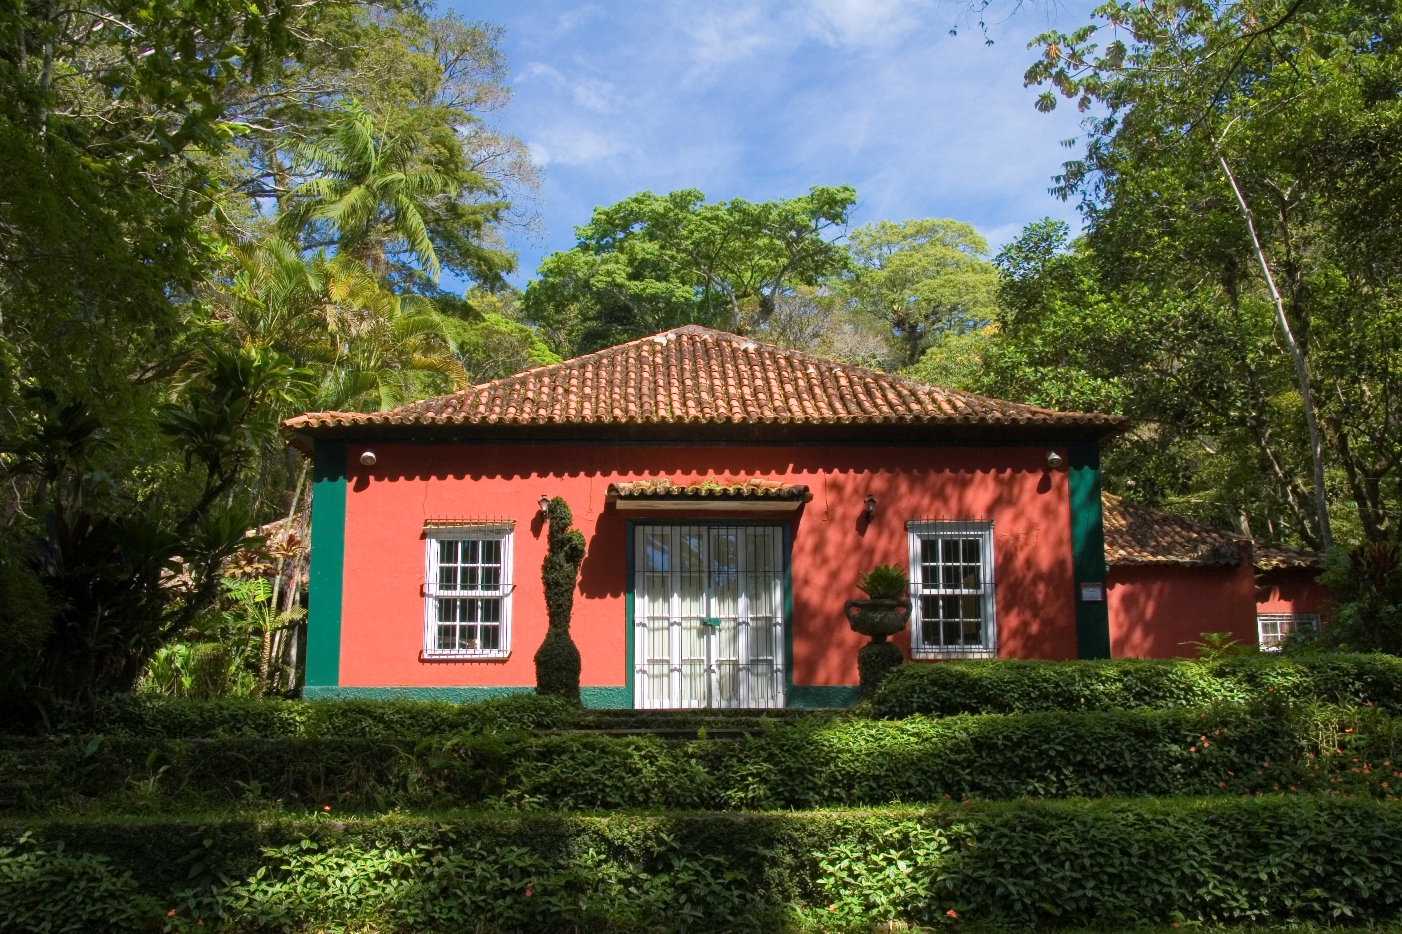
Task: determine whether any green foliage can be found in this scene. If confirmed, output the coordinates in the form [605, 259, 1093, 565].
[837, 218, 998, 367]
[1016, 1, 1402, 547]
[15, 702, 1402, 812]
[868, 654, 1402, 718]
[2, 3, 540, 709]
[0, 837, 160, 934]
[856, 642, 905, 700]
[535, 498, 585, 702]
[9, 797, 1402, 930]
[856, 565, 909, 600]
[1320, 540, 1402, 654]
[522, 186, 855, 355]
[60, 693, 575, 740]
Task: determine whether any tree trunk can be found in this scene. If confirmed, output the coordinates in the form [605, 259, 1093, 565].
[1218, 155, 1332, 551]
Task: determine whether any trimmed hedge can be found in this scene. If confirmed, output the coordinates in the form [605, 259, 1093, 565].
[868, 654, 1402, 718]
[6, 796, 1402, 931]
[54, 692, 577, 739]
[9, 704, 1400, 811]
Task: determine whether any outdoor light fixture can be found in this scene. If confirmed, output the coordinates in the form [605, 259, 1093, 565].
[1045, 450, 1064, 469]
[864, 495, 877, 522]
[538, 495, 551, 516]
[360, 450, 377, 466]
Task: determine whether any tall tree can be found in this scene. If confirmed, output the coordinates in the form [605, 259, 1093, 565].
[1020, 0, 1402, 548]
[839, 219, 998, 368]
[523, 186, 855, 355]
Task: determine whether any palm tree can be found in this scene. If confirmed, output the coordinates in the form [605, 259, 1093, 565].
[279, 101, 464, 282]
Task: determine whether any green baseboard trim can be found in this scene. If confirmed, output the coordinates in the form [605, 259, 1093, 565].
[581, 686, 630, 708]
[788, 685, 860, 708]
[301, 686, 632, 706]
[302, 686, 533, 702]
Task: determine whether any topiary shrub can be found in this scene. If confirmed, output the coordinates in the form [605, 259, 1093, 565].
[534, 497, 585, 702]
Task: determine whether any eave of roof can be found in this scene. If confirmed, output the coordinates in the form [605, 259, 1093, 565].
[283, 326, 1127, 446]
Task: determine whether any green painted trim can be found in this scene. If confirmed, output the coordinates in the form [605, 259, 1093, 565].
[625, 520, 636, 709]
[783, 522, 795, 704]
[305, 443, 347, 687]
[303, 686, 532, 701]
[1068, 442, 1112, 659]
[788, 685, 859, 708]
[581, 686, 631, 708]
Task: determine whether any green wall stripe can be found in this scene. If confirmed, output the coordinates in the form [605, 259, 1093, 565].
[302, 686, 630, 707]
[305, 443, 347, 687]
[788, 685, 859, 708]
[1068, 442, 1112, 659]
[304, 686, 531, 702]
[580, 686, 631, 708]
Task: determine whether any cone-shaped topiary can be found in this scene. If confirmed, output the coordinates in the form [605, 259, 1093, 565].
[534, 496, 586, 702]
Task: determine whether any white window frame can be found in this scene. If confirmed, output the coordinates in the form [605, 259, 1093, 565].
[422, 527, 513, 659]
[1256, 612, 1319, 651]
[907, 520, 997, 659]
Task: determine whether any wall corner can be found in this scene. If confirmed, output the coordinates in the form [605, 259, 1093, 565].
[304, 442, 347, 687]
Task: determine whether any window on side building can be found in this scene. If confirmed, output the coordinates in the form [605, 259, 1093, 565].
[423, 529, 512, 657]
[907, 520, 997, 659]
[1256, 612, 1319, 651]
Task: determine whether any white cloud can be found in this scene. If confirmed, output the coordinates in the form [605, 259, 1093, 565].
[803, 0, 930, 48]
[527, 126, 624, 166]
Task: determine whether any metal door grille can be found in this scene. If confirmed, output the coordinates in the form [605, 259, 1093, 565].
[633, 524, 785, 708]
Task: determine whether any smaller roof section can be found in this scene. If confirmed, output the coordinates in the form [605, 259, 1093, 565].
[1102, 493, 1320, 570]
[284, 326, 1126, 441]
[606, 477, 812, 512]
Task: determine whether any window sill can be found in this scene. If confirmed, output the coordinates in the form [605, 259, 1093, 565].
[910, 647, 997, 660]
[420, 650, 512, 663]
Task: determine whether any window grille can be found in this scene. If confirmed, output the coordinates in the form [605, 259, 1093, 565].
[423, 528, 512, 658]
[633, 523, 785, 709]
[1256, 612, 1319, 651]
[906, 520, 997, 659]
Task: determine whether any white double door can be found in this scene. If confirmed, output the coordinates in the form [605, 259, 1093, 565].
[633, 524, 786, 709]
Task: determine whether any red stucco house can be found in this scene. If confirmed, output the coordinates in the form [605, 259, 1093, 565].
[283, 326, 1324, 707]
[1102, 494, 1329, 657]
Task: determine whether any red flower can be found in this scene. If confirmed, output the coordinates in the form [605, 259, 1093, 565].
[947, 909, 959, 918]
[168, 910, 177, 917]
[323, 805, 331, 812]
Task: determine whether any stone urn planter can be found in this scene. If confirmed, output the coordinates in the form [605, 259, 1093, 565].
[844, 565, 911, 699]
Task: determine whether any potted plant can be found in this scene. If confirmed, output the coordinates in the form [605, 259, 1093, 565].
[844, 565, 910, 697]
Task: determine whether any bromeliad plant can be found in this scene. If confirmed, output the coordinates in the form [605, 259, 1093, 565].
[845, 564, 911, 698]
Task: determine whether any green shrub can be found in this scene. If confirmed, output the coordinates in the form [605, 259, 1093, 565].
[56, 692, 576, 739]
[868, 654, 1402, 717]
[535, 497, 585, 702]
[0, 837, 161, 933]
[7, 796, 1402, 931]
[10, 704, 1402, 812]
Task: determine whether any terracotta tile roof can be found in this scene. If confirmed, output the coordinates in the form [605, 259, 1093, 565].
[284, 326, 1126, 432]
[1252, 542, 1323, 570]
[607, 478, 812, 503]
[1102, 493, 1321, 570]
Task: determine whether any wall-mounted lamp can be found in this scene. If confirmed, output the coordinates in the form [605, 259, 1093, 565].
[1045, 450, 1064, 469]
[538, 495, 551, 517]
[863, 494, 877, 522]
[359, 450, 377, 466]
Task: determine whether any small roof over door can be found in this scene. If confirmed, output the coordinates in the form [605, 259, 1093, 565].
[607, 478, 811, 512]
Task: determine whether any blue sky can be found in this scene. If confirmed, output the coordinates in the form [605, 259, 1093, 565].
[445, 0, 1100, 287]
